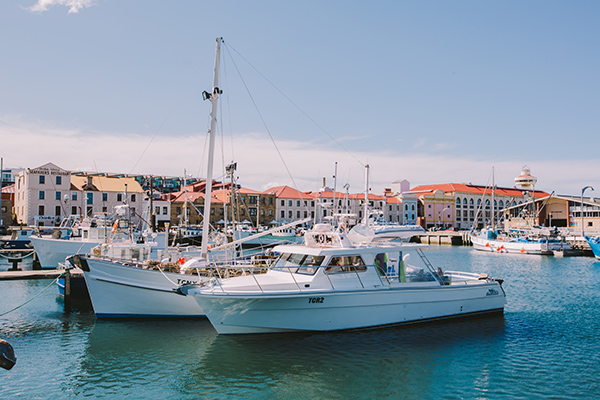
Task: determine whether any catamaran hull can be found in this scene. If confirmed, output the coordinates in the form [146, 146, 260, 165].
[76, 256, 205, 318]
[193, 283, 505, 334]
[29, 236, 99, 268]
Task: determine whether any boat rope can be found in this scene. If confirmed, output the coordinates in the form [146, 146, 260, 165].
[155, 264, 178, 286]
[0, 273, 65, 317]
[0, 250, 36, 260]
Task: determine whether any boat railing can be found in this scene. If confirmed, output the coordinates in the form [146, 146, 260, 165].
[443, 270, 491, 284]
[199, 262, 439, 293]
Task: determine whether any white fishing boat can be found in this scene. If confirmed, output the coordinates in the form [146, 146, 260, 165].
[180, 223, 506, 334]
[470, 226, 571, 255]
[29, 214, 139, 268]
[70, 37, 254, 318]
[367, 211, 425, 241]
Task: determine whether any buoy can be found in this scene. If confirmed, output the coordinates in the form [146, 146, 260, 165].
[520, 248, 526, 253]
[0, 339, 16, 370]
[485, 243, 490, 247]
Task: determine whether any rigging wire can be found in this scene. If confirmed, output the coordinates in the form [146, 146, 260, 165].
[224, 42, 365, 167]
[130, 52, 211, 175]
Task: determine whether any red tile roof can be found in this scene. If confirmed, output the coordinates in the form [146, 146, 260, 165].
[409, 183, 549, 198]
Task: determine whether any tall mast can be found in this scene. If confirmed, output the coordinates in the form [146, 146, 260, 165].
[492, 167, 495, 230]
[201, 37, 223, 258]
[363, 164, 369, 224]
[332, 162, 337, 225]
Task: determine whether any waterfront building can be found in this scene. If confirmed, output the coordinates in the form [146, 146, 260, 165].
[14, 163, 146, 227]
[263, 186, 315, 225]
[409, 183, 549, 230]
[1, 184, 15, 228]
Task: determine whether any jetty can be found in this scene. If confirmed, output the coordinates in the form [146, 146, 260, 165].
[0, 268, 82, 281]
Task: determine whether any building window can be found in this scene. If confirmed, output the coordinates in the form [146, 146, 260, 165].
[39, 175, 45, 184]
[102, 193, 108, 202]
[297, 200, 300, 207]
[39, 190, 45, 200]
[288, 210, 292, 219]
[55, 191, 61, 200]
[39, 205, 45, 215]
[131, 194, 136, 202]
[72, 192, 77, 201]
[71, 206, 77, 215]
[281, 210, 285, 218]
[297, 211, 300, 218]
[288, 200, 292, 207]
[163, 207, 168, 215]
[87, 193, 93, 205]
[281, 200, 285, 206]
[117, 194, 122, 202]
[55, 206, 61, 216]
[56, 176, 62, 185]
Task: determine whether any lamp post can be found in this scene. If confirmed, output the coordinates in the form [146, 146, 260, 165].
[438, 206, 451, 229]
[581, 186, 594, 237]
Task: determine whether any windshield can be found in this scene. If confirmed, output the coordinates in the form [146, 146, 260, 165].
[272, 253, 325, 275]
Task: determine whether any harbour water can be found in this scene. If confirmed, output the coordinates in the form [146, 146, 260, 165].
[1, 246, 599, 399]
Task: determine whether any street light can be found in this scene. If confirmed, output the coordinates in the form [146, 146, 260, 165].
[581, 186, 594, 238]
[438, 206, 451, 229]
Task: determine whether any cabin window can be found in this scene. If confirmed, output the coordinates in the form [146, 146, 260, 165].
[325, 256, 366, 273]
[272, 253, 324, 275]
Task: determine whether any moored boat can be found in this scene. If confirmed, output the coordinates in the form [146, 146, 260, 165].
[180, 223, 506, 334]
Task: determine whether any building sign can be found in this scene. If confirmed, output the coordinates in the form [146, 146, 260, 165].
[29, 167, 70, 176]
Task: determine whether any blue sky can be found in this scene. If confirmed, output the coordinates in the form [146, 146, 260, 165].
[1, 1, 599, 196]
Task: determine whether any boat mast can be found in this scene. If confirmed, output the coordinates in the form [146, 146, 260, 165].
[492, 167, 495, 230]
[201, 37, 223, 259]
[363, 164, 369, 224]
[332, 162, 337, 226]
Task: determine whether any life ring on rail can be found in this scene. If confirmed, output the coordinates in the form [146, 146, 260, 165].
[317, 234, 326, 244]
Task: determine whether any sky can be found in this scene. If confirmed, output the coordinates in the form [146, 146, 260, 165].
[1, 0, 599, 197]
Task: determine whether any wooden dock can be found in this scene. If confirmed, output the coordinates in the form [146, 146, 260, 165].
[0, 268, 83, 281]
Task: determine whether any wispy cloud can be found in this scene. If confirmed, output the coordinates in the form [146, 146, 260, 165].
[27, 0, 96, 14]
[2, 114, 598, 196]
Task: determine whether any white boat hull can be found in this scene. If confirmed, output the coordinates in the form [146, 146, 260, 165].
[29, 236, 100, 268]
[193, 284, 505, 334]
[75, 256, 205, 317]
[470, 233, 568, 255]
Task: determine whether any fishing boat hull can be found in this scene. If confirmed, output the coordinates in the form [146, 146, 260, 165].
[470, 232, 568, 255]
[72, 255, 206, 317]
[190, 283, 505, 334]
[29, 236, 100, 268]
